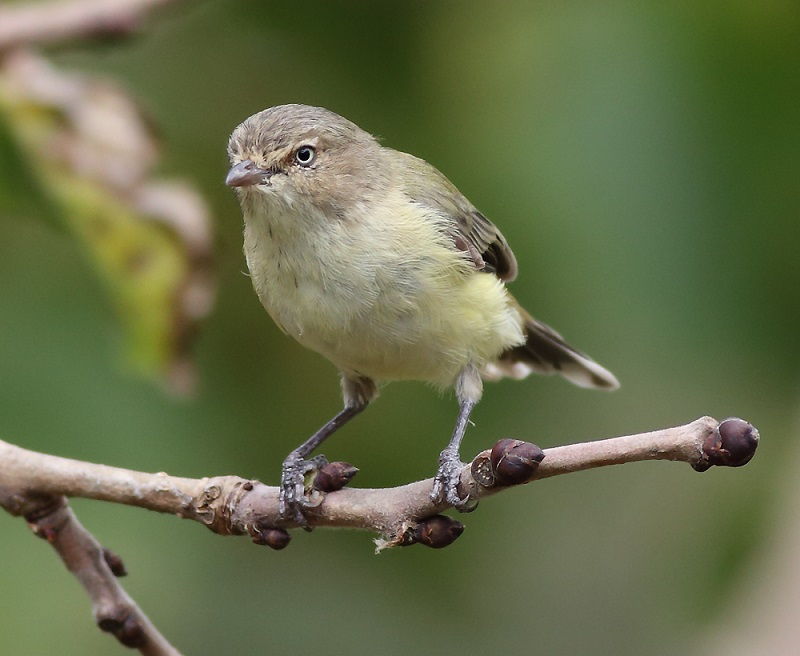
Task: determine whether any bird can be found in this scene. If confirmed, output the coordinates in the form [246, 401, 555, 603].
[226, 104, 618, 526]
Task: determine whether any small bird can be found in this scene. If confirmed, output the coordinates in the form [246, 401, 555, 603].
[226, 104, 618, 525]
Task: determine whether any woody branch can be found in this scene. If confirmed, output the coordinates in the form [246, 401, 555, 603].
[1, 416, 759, 550]
[0, 416, 758, 652]
[0, 488, 182, 655]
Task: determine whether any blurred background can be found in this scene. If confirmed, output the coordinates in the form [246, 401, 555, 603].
[1, 1, 798, 654]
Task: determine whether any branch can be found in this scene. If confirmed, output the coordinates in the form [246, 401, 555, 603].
[0, 416, 759, 551]
[0, 0, 182, 52]
[0, 489, 182, 655]
[0, 416, 759, 650]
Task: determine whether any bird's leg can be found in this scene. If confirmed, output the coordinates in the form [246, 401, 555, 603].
[280, 406, 364, 525]
[280, 376, 376, 527]
[431, 399, 476, 510]
[431, 364, 482, 512]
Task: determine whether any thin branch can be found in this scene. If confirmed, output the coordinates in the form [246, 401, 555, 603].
[0, 489, 183, 655]
[0, 415, 759, 650]
[0, 416, 759, 549]
[0, 0, 182, 52]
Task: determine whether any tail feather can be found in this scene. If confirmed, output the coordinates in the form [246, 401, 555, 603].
[484, 311, 619, 391]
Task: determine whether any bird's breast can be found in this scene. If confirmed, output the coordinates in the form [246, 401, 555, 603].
[241, 197, 523, 384]
[243, 203, 387, 339]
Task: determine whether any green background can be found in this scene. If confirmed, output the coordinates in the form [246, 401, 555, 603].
[1, 1, 798, 654]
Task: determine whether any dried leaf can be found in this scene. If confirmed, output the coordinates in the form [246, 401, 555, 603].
[0, 51, 215, 393]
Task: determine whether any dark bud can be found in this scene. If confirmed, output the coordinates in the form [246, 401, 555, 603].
[98, 616, 124, 634]
[313, 461, 359, 493]
[694, 418, 759, 471]
[490, 439, 545, 486]
[242, 481, 254, 491]
[98, 611, 145, 647]
[102, 548, 127, 577]
[116, 616, 147, 648]
[251, 525, 291, 550]
[408, 515, 464, 549]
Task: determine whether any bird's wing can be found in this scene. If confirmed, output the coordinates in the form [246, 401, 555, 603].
[394, 151, 518, 281]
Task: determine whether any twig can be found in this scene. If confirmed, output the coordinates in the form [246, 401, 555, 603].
[0, 0, 182, 52]
[0, 416, 759, 550]
[0, 489, 183, 655]
[0, 415, 759, 650]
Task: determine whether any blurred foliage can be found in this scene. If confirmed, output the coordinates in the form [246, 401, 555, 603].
[0, 53, 212, 389]
[0, 108, 55, 223]
[0, 1, 798, 655]
[0, 114, 186, 377]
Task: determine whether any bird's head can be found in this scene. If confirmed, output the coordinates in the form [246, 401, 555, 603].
[226, 104, 385, 216]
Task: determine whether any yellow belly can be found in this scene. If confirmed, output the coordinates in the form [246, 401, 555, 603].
[243, 193, 525, 387]
[314, 272, 524, 385]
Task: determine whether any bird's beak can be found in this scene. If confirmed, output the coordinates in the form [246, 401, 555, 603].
[226, 160, 272, 187]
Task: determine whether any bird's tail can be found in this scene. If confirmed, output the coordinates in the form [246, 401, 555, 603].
[482, 303, 619, 390]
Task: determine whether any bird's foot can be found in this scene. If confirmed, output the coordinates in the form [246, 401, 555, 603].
[431, 449, 478, 512]
[279, 453, 329, 529]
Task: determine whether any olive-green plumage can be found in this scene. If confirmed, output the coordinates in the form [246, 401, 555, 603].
[226, 104, 618, 519]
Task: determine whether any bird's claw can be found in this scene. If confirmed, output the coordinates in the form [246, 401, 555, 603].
[279, 453, 329, 529]
[431, 450, 478, 512]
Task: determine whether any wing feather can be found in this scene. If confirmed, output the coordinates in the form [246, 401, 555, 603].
[393, 150, 517, 281]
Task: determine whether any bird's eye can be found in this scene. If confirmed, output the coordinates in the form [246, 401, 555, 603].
[295, 146, 316, 167]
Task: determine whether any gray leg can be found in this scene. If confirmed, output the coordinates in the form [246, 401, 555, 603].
[280, 376, 376, 526]
[431, 364, 483, 511]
